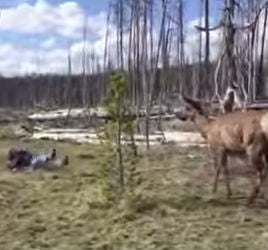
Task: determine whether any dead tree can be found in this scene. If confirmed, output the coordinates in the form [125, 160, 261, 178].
[204, 0, 210, 100]
[65, 45, 73, 124]
[195, 1, 268, 112]
[114, 0, 125, 70]
[257, 6, 268, 97]
[82, 16, 88, 108]
[168, 0, 185, 96]
[145, 0, 168, 149]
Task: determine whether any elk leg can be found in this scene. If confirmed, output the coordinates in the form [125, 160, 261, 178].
[223, 165, 232, 198]
[259, 152, 268, 199]
[248, 151, 266, 204]
[212, 150, 218, 170]
[248, 168, 265, 204]
[212, 161, 221, 194]
[209, 146, 218, 170]
[212, 150, 231, 197]
[221, 152, 232, 198]
[263, 149, 268, 180]
[212, 149, 220, 193]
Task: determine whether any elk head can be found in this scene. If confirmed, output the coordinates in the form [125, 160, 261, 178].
[175, 95, 208, 122]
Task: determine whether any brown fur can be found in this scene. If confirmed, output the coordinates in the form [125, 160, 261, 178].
[178, 96, 268, 204]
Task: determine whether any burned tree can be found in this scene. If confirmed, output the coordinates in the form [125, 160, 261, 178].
[195, 0, 268, 112]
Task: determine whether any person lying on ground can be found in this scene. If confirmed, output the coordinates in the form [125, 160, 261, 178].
[7, 148, 33, 172]
[7, 148, 69, 172]
[30, 148, 69, 170]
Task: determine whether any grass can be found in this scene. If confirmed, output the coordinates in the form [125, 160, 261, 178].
[0, 139, 267, 250]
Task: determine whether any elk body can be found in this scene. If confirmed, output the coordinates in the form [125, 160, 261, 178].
[177, 96, 268, 204]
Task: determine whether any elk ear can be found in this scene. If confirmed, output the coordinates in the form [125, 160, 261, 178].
[182, 95, 205, 115]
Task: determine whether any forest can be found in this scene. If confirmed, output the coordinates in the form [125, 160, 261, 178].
[1, 0, 268, 110]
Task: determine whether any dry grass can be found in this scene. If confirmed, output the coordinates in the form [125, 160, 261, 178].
[0, 140, 267, 250]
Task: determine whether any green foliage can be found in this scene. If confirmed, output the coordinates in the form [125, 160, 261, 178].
[96, 73, 139, 197]
[105, 73, 127, 122]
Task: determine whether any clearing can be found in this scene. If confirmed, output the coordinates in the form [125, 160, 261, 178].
[0, 139, 267, 250]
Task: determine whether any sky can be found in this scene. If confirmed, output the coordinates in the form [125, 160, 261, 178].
[0, 0, 224, 76]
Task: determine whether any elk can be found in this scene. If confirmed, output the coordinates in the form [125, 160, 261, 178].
[176, 96, 268, 204]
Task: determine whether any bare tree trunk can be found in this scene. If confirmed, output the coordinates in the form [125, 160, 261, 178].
[197, 0, 203, 98]
[128, 1, 134, 105]
[204, 0, 210, 100]
[141, 0, 150, 149]
[248, 4, 256, 103]
[103, 1, 112, 99]
[134, 0, 141, 133]
[82, 16, 88, 107]
[145, 0, 168, 149]
[65, 46, 72, 124]
[119, 0, 124, 71]
[178, 0, 185, 96]
[157, 13, 171, 142]
[257, 6, 267, 97]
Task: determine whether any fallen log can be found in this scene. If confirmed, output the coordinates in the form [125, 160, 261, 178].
[28, 106, 173, 122]
[31, 129, 205, 147]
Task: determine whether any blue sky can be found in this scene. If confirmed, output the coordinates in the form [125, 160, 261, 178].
[0, 0, 224, 76]
[186, 0, 221, 22]
[0, 0, 222, 19]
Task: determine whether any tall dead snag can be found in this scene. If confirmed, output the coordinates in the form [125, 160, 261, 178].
[197, 0, 203, 99]
[157, 0, 173, 143]
[195, 1, 268, 112]
[169, 0, 185, 96]
[119, 0, 124, 71]
[82, 16, 88, 108]
[114, 0, 125, 71]
[195, 0, 210, 100]
[65, 45, 73, 124]
[133, 0, 141, 133]
[204, 0, 210, 100]
[142, 0, 150, 149]
[145, 0, 168, 149]
[127, 1, 134, 105]
[104, 3, 111, 71]
[257, 6, 268, 97]
[178, 0, 185, 96]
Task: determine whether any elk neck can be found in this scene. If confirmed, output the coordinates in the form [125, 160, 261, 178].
[192, 113, 211, 139]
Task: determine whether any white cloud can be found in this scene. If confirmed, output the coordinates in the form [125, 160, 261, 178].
[184, 27, 222, 62]
[0, 0, 106, 39]
[0, 39, 108, 76]
[2, 0, 266, 77]
[0, 15, 222, 77]
[0, 42, 68, 76]
[0, 0, 111, 76]
[41, 37, 56, 49]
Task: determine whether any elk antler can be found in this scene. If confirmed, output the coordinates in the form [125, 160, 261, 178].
[182, 95, 206, 116]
